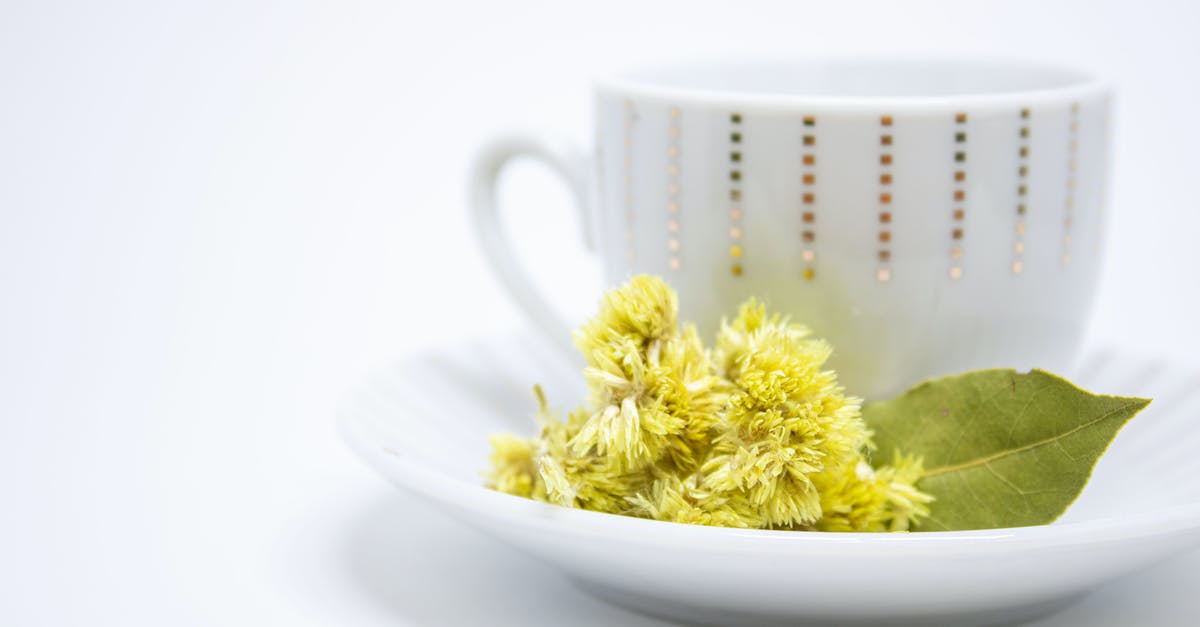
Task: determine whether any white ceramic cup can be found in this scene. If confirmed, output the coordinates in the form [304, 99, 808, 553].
[470, 60, 1112, 399]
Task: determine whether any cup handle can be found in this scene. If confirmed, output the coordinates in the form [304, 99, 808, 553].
[468, 133, 593, 356]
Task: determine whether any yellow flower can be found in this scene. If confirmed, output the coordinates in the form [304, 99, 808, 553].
[486, 275, 933, 532]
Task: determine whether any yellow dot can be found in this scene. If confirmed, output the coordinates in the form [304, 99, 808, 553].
[729, 245, 743, 258]
[803, 268, 815, 280]
[731, 263, 743, 276]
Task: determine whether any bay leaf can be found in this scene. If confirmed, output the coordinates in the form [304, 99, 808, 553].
[864, 369, 1150, 532]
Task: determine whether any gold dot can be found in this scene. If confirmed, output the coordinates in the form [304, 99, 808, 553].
[1021, 108, 1031, 119]
[731, 132, 742, 143]
[803, 173, 815, 185]
[667, 239, 681, 252]
[730, 189, 742, 201]
[950, 246, 963, 259]
[803, 268, 816, 280]
[802, 230, 815, 243]
[669, 257, 681, 270]
[952, 228, 964, 240]
[877, 268, 892, 282]
[670, 107, 682, 118]
[1018, 185, 1028, 196]
[803, 154, 816, 166]
[1014, 241, 1025, 254]
[730, 151, 741, 162]
[731, 263, 743, 276]
[881, 135, 893, 146]
[954, 171, 965, 182]
[1017, 204, 1027, 215]
[955, 152, 966, 163]
[949, 266, 963, 280]
[954, 190, 966, 201]
[1020, 146, 1029, 158]
[881, 173, 893, 185]
[879, 250, 892, 262]
[730, 170, 741, 181]
[956, 112, 968, 123]
[667, 201, 679, 213]
[803, 116, 816, 127]
[668, 146, 680, 157]
[730, 227, 743, 239]
[953, 209, 965, 220]
[1012, 260, 1024, 274]
[729, 245, 743, 258]
[881, 154, 893, 165]
[956, 132, 967, 143]
[881, 115, 893, 126]
[803, 135, 816, 146]
[1020, 127, 1030, 138]
[803, 249, 815, 262]
[731, 113, 742, 123]
[802, 211, 815, 223]
[729, 208, 743, 220]
[667, 219, 680, 233]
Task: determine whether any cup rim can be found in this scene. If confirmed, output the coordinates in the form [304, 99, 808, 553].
[595, 57, 1111, 110]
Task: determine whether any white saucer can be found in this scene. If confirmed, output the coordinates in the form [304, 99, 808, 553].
[340, 334, 1200, 627]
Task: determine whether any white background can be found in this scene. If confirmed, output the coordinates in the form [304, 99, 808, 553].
[2, 0, 1198, 625]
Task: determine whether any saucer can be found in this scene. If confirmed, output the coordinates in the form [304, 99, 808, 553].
[340, 333, 1200, 627]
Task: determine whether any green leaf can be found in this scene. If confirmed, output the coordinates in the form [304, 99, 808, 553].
[864, 369, 1150, 532]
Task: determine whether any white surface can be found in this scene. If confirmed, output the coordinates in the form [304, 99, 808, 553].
[342, 335, 1200, 626]
[1, 0, 1199, 625]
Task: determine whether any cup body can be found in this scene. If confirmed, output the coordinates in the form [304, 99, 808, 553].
[590, 60, 1111, 399]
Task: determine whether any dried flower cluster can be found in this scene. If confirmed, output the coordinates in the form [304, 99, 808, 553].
[487, 275, 932, 531]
